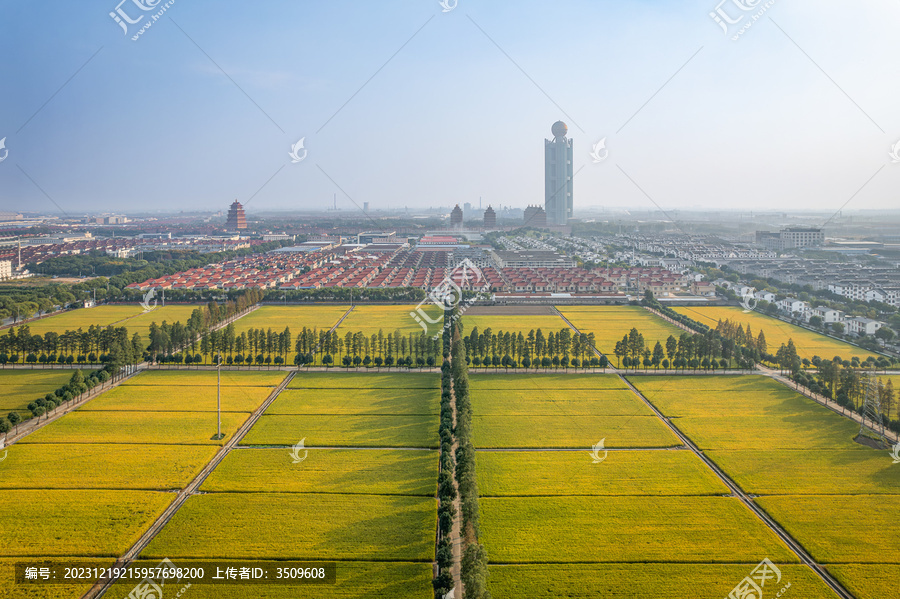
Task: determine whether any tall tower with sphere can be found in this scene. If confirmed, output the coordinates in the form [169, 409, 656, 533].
[544, 121, 573, 225]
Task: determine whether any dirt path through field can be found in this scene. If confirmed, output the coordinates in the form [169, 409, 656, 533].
[619, 374, 854, 599]
[81, 371, 295, 599]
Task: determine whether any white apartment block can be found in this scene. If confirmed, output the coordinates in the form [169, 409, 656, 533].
[808, 306, 843, 323]
[844, 317, 883, 336]
[0, 260, 11, 280]
[778, 298, 808, 315]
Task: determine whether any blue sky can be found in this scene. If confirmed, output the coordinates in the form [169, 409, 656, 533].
[2, 0, 899, 216]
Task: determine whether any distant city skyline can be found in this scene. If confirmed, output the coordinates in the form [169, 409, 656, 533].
[2, 1, 899, 215]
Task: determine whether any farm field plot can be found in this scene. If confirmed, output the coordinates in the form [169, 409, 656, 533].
[557, 306, 684, 355]
[122, 370, 286, 387]
[629, 375, 804, 417]
[672, 414, 860, 450]
[337, 304, 442, 335]
[81, 384, 273, 412]
[0, 369, 75, 415]
[232, 305, 349, 335]
[203, 448, 438, 495]
[471, 388, 653, 416]
[673, 305, 874, 361]
[0, 489, 173, 557]
[473, 414, 680, 448]
[103, 561, 435, 599]
[0, 444, 217, 490]
[827, 564, 900, 599]
[629, 376, 864, 450]
[463, 314, 567, 334]
[267, 388, 439, 415]
[289, 372, 439, 389]
[480, 495, 796, 563]
[469, 373, 629, 390]
[242, 414, 438, 448]
[477, 450, 728, 496]
[756, 495, 900, 563]
[487, 564, 838, 599]
[142, 493, 436, 561]
[707, 450, 900, 495]
[10, 305, 143, 335]
[18, 410, 250, 445]
[116, 305, 199, 337]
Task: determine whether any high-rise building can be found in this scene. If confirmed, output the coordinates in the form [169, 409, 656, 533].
[464, 202, 472, 215]
[544, 121, 573, 225]
[226, 200, 247, 230]
[524, 205, 547, 228]
[483, 205, 497, 229]
[450, 204, 463, 227]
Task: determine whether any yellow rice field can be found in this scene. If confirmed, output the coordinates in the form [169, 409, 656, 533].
[673, 306, 875, 361]
[557, 306, 684, 357]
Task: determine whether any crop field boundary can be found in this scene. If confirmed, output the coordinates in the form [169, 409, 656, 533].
[4, 365, 147, 446]
[83, 371, 296, 599]
[619, 374, 855, 599]
[551, 306, 609, 365]
[644, 305, 697, 335]
[756, 365, 900, 445]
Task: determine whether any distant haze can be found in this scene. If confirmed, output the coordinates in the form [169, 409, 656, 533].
[1, 0, 899, 215]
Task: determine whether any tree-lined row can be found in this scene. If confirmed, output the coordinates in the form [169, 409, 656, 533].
[612, 327, 753, 370]
[294, 329, 443, 368]
[0, 325, 143, 368]
[464, 327, 597, 363]
[792, 366, 899, 435]
[433, 329, 457, 597]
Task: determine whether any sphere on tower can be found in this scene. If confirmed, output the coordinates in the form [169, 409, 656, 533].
[551, 121, 568, 138]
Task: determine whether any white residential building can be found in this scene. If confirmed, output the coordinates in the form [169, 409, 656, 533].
[844, 316, 883, 336]
[808, 306, 843, 323]
[754, 290, 776, 303]
[778, 298, 808, 316]
[0, 260, 11, 280]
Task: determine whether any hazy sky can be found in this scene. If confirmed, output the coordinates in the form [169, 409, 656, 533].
[2, 0, 899, 217]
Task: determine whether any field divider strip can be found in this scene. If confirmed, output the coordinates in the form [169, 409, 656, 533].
[551, 306, 615, 373]
[82, 370, 296, 599]
[617, 374, 855, 599]
[4, 365, 146, 446]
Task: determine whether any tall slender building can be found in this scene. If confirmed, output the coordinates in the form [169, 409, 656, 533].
[544, 121, 573, 225]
